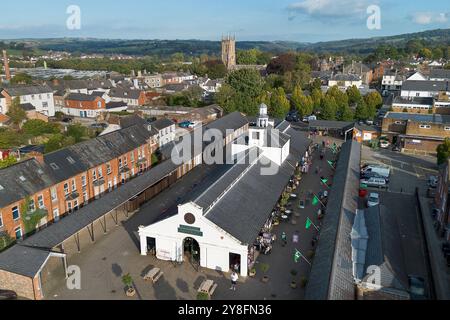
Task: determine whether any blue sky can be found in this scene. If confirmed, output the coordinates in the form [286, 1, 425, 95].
[1, 0, 449, 42]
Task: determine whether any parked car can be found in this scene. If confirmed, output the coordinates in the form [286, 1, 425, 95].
[361, 172, 390, 183]
[380, 140, 390, 149]
[367, 193, 380, 207]
[0, 290, 17, 300]
[361, 165, 390, 179]
[392, 145, 401, 152]
[408, 276, 427, 300]
[360, 177, 388, 189]
[90, 123, 108, 129]
[179, 121, 194, 128]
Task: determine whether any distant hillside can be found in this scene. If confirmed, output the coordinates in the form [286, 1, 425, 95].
[34, 38, 303, 57]
[5, 28, 449, 57]
[305, 28, 450, 54]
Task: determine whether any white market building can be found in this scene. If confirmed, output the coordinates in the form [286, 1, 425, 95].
[138, 105, 311, 277]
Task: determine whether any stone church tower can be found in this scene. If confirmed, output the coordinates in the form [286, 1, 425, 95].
[221, 35, 236, 69]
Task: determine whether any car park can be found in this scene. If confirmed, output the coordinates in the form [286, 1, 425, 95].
[360, 177, 388, 189]
[367, 193, 380, 207]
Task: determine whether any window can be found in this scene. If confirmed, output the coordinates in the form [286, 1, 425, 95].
[81, 175, 87, 187]
[42, 102, 48, 109]
[106, 163, 112, 175]
[64, 183, 69, 195]
[445, 127, 450, 131]
[130, 152, 135, 163]
[124, 156, 128, 166]
[98, 167, 103, 178]
[73, 200, 79, 211]
[12, 206, 20, 220]
[419, 125, 431, 129]
[51, 188, 57, 202]
[83, 191, 88, 204]
[92, 170, 97, 181]
[37, 195, 44, 209]
[119, 158, 123, 168]
[0, 212, 3, 227]
[29, 199, 36, 212]
[395, 121, 404, 125]
[67, 202, 73, 213]
[71, 179, 77, 192]
[15, 227, 22, 240]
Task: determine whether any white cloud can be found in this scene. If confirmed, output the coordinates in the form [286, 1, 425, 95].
[410, 12, 449, 25]
[287, 0, 371, 20]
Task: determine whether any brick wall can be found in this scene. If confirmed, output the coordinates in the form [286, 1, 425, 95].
[0, 270, 37, 300]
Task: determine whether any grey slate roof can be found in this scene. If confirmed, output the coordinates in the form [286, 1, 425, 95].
[309, 120, 355, 131]
[151, 118, 175, 131]
[331, 74, 361, 82]
[385, 112, 450, 124]
[22, 159, 180, 249]
[0, 245, 52, 278]
[20, 103, 36, 111]
[363, 205, 408, 291]
[5, 85, 53, 97]
[109, 87, 142, 100]
[402, 80, 449, 92]
[430, 69, 450, 80]
[204, 153, 300, 244]
[66, 93, 100, 101]
[119, 114, 147, 129]
[305, 140, 361, 300]
[0, 159, 56, 208]
[106, 101, 127, 110]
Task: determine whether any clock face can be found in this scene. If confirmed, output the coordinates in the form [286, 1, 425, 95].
[184, 213, 196, 225]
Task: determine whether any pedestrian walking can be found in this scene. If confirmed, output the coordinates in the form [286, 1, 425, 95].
[230, 272, 239, 291]
[281, 232, 287, 246]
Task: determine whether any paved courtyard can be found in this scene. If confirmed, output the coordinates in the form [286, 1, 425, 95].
[46, 133, 337, 300]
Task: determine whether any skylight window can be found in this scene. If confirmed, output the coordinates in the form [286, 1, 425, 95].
[0, 184, 4, 191]
[19, 176, 26, 182]
[50, 163, 59, 170]
[67, 156, 76, 164]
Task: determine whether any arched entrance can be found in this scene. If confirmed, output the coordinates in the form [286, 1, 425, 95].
[183, 237, 200, 270]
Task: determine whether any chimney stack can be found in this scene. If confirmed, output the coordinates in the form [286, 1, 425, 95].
[2, 50, 11, 81]
[30, 151, 44, 165]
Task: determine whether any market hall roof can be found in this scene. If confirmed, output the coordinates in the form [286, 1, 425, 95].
[305, 140, 361, 300]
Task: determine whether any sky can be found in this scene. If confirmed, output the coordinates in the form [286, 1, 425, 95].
[0, 0, 449, 42]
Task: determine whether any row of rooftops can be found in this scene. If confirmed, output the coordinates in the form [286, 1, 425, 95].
[0, 112, 249, 210]
[384, 112, 450, 125]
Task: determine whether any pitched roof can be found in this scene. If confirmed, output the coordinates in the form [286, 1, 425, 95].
[0, 159, 56, 208]
[0, 245, 53, 278]
[402, 80, 449, 92]
[430, 69, 450, 80]
[20, 103, 36, 111]
[0, 113, 10, 123]
[109, 87, 142, 100]
[309, 120, 355, 131]
[105, 101, 127, 110]
[5, 85, 53, 96]
[151, 118, 175, 131]
[305, 140, 361, 300]
[66, 93, 101, 102]
[393, 96, 434, 106]
[363, 205, 408, 291]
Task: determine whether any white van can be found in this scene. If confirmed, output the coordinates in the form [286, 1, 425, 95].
[361, 165, 390, 178]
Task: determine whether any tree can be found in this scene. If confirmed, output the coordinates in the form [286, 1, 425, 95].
[23, 119, 60, 137]
[291, 85, 313, 117]
[203, 60, 227, 79]
[266, 53, 296, 75]
[365, 91, 383, 120]
[418, 48, 432, 60]
[0, 155, 17, 169]
[347, 86, 362, 106]
[6, 97, 27, 128]
[236, 49, 260, 65]
[437, 138, 450, 165]
[338, 104, 354, 121]
[10, 73, 33, 85]
[311, 88, 323, 112]
[0, 128, 27, 149]
[269, 88, 290, 119]
[320, 96, 338, 120]
[66, 124, 87, 143]
[355, 98, 369, 120]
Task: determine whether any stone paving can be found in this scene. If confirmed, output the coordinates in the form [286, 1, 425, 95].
[46, 134, 338, 300]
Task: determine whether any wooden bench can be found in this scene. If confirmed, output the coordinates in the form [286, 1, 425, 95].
[144, 267, 164, 284]
[198, 280, 218, 297]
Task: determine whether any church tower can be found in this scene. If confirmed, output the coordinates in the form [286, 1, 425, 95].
[221, 35, 236, 69]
